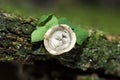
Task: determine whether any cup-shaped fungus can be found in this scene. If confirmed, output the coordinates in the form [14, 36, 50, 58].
[44, 24, 76, 55]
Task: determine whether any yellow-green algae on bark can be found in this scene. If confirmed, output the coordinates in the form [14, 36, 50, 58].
[0, 12, 120, 77]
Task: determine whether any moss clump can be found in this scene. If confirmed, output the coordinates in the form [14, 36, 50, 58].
[0, 13, 34, 57]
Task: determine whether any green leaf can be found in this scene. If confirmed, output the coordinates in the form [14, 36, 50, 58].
[45, 15, 58, 28]
[58, 17, 75, 29]
[37, 14, 53, 27]
[37, 14, 58, 28]
[74, 27, 89, 45]
[31, 14, 58, 42]
[31, 27, 47, 42]
[59, 18, 89, 45]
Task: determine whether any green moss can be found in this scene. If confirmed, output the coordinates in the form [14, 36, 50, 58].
[0, 55, 14, 61]
[0, 32, 5, 39]
[0, 13, 33, 57]
[5, 18, 21, 32]
[0, 18, 7, 31]
[21, 23, 34, 34]
[80, 31, 120, 71]
[58, 30, 120, 76]
[0, 39, 11, 47]
[80, 75, 100, 80]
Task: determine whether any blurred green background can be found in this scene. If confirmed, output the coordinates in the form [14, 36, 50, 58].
[0, 0, 120, 34]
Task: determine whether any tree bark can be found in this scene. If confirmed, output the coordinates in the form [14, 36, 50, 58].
[0, 12, 120, 77]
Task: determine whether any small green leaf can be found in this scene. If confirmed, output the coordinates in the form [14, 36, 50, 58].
[59, 18, 88, 45]
[37, 14, 58, 28]
[45, 15, 58, 28]
[31, 27, 47, 42]
[37, 14, 53, 26]
[74, 27, 89, 45]
[31, 14, 58, 42]
[58, 17, 75, 29]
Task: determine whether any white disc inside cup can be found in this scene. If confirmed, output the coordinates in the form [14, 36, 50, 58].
[44, 24, 76, 55]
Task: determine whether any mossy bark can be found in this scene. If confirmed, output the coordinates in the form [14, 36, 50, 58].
[0, 12, 120, 77]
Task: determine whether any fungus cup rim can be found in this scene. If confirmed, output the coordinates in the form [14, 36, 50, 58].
[44, 24, 76, 55]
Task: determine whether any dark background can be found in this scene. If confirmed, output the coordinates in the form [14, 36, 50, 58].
[0, 0, 120, 34]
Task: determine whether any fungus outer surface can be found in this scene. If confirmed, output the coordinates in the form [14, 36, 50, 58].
[44, 24, 76, 55]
